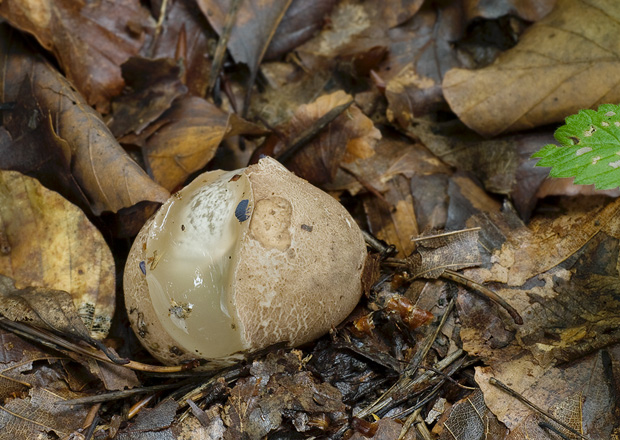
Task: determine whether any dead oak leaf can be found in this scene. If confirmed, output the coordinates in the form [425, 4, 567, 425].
[443, 0, 620, 137]
[0, 0, 152, 112]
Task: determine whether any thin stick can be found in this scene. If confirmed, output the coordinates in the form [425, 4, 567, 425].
[208, 0, 243, 94]
[489, 378, 592, 440]
[441, 269, 523, 325]
[58, 382, 187, 406]
[0, 319, 198, 373]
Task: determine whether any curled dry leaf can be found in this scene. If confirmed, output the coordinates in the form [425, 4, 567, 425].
[0, 171, 115, 339]
[443, 0, 620, 137]
[0, 26, 170, 215]
[0, 0, 152, 112]
[407, 228, 481, 279]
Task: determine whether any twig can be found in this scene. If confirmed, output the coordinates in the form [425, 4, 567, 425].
[489, 378, 592, 440]
[356, 301, 458, 418]
[208, 0, 243, 94]
[441, 269, 523, 325]
[0, 318, 198, 373]
[58, 382, 189, 406]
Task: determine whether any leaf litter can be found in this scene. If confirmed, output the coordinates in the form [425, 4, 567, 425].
[0, 0, 619, 438]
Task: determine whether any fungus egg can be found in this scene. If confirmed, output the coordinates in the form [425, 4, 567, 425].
[124, 157, 367, 367]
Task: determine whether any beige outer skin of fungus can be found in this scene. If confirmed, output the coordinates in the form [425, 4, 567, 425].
[124, 157, 367, 367]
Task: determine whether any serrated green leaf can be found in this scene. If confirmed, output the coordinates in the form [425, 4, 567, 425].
[532, 104, 620, 190]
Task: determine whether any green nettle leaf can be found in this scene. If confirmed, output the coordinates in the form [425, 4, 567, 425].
[532, 104, 620, 189]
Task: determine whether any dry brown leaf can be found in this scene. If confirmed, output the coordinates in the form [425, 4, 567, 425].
[366, 0, 425, 28]
[266, 90, 381, 185]
[249, 62, 331, 127]
[406, 117, 558, 219]
[443, 0, 620, 137]
[377, 1, 466, 126]
[438, 389, 507, 440]
[0, 329, 64, 402]
[116, 398, 178, 439]
[363, 175, 419, 257]
[149, 0, 214, 97]
[294, 0, 389, 73]
[444, 178, 620, 437]
[0, 26, 170, 215]
[476, 349, 618, 439]
[198, 0, 292, 95]
[408, 228, 481, 279]
[109, 56, 188, 138]
[0, 0, 152, 112]
[128, 96, 232, 192]
[0, 171, 115, 339]
[0, 387, 89, 439]
[264, 0, 337, 60]
[464, 0, 557, 21]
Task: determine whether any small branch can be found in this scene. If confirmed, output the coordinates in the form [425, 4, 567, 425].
[441, 269, 523, 325]
[0, 318, 199, 373]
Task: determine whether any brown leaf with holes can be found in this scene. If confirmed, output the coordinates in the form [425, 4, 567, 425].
[0, 171, 115, 339]
[0, 0, 152, 112]
[0, 387, 89, 439]
[443, 0, 620, 137]
[438, 389, 507, 440]
[0, 26, 169, 215]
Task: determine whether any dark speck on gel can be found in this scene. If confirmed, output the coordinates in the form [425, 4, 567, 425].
[139, 261, 146, 275]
